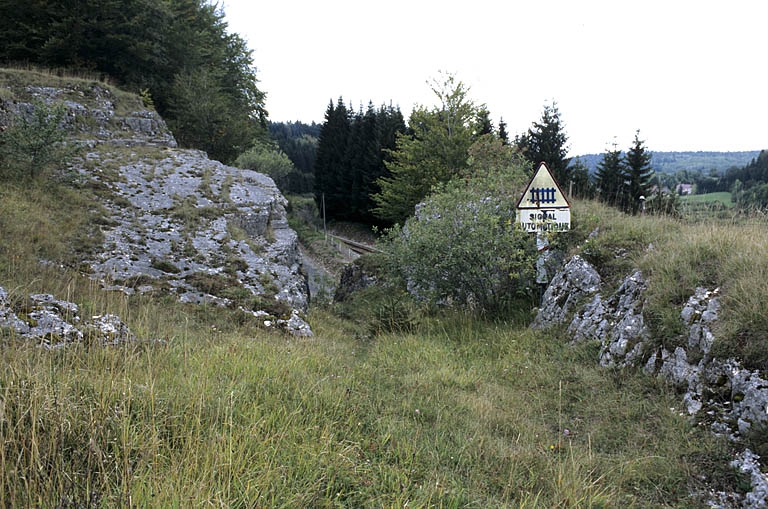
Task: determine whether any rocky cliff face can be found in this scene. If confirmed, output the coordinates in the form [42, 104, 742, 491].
[1, 77, 311, 335]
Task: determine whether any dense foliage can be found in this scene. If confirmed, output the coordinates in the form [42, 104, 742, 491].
[314, 99, 406, 224]
[372, 74, 488, 225]
[382, 144, 536, 314]
[234, 146, 296, 192]
[0, 0, 267, 163]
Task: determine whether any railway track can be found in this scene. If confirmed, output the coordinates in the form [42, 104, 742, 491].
[327, 234, 385, 256]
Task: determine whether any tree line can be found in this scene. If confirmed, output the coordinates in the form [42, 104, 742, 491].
[313, 99, 406, 225]
[308, 74, 659, 226]
[0, 0, 267, 163]
[724, 150, 768, 209]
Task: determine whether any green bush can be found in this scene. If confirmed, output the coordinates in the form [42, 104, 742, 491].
[234, 144, 296, 192]
[382, 161, 536, 316]
[1, 100, 75, 180]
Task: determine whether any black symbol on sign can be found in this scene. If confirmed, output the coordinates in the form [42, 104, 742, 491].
[529, 187, 556, 205]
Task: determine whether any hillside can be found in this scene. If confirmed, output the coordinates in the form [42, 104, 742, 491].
[0, 68, 310, 335]
[2, 70, 768, 506]
[577, 150, 761, 175]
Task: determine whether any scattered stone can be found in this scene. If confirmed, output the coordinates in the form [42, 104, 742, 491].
[0, 287, 31, 335]
[732, 449, 768, 508]
[276, 310, 314, 337]
[84, 314, 136, 345]
[0, 286, 134, 347]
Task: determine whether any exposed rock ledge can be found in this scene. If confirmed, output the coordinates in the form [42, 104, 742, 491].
[534, 255, 768, 507]
[1, 81, 311, 335]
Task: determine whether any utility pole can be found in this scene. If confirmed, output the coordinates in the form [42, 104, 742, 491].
[322, 193, 327, 241]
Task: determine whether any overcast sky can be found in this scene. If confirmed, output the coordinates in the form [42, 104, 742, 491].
[222, 0, 766, 156]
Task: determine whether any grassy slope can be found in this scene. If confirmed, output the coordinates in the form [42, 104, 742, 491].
[0, 303, 737, 507]
[0, 180, 752, 507]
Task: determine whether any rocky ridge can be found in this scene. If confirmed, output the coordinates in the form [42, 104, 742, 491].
[1, 77, 311, 336]
[534, 249, 768, 508]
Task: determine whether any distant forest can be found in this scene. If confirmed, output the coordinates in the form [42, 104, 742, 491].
[577, 150, 768, 202]
[577, 151, 761, 175]
[267, 121, 320, 194]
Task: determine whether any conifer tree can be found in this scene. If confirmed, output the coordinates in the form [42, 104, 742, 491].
[344, 103, 381, 221]
[314, 98, 351, 216]
[595, 141, 626, 207]
[313, 99, 405, 223]
[623, 130, 654, 214]
[569, 157, 594, 199]
[498, 118, 510, 146]
[476, 106, 493, 136]
[516, 102, 571, 183]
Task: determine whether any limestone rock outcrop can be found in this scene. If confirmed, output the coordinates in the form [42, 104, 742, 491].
[538, 254, 768, 506]
[1, 78, 311, 335]
[531, 255, 600, 328]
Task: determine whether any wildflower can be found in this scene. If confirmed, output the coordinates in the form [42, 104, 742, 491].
[563, 428, 570, 436]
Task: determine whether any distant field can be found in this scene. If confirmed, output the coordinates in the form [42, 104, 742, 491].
[681, 191, 733, 207]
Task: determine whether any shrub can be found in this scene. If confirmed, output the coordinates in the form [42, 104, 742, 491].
[381, 161, 536, 316]
[1, 100, 75, 180]
[234, 144, 296, 192]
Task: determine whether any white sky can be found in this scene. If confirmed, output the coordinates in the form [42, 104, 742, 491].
[222, 0, 767, 156]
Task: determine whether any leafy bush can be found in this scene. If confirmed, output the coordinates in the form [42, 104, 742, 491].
[234, 144, 297, 192]
[381, 160, 536, 315]
[0, 100, 75, 180]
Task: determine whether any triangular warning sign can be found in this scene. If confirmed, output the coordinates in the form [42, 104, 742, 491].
[516, 162, 571, 209]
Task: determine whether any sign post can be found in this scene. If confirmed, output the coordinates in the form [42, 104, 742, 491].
[516, 162, 571, 233]
[516, 162, 571, 299]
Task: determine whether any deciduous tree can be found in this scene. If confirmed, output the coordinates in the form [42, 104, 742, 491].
[373, 73, 480, 224]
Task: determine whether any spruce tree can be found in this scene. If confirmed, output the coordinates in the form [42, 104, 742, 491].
[623, 130, 654, 214]
[516, 102, 571, 184]
[314, 98, 351, 217]
[569, 157, 593, 199]
[344, 103, 381, 221]
[476, 106, 493, 136]
[595, 142, 626, 207]
[498, 118, 509, 146]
